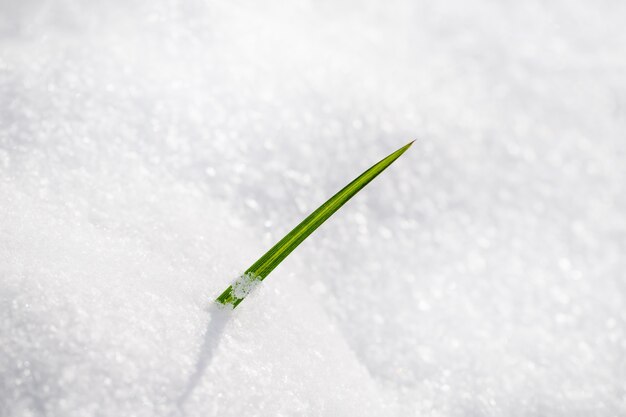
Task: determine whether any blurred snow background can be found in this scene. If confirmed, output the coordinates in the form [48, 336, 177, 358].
[1, 0, 626, 415]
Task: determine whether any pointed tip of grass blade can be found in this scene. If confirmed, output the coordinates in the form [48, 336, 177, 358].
[383, 139, 414, 165]
[216, 140, 414, 309]
[403, 139, 416, 150]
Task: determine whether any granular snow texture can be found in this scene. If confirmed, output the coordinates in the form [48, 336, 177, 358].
[1, 0, 626, 416]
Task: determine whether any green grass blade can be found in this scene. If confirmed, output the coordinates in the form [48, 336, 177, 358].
[216, 140, 414, 308]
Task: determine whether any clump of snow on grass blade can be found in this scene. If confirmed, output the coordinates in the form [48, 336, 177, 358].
[230, 272, 262, 300]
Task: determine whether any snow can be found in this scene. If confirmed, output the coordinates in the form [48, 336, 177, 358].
[1, 0, 626, 416]
[229, 273, 262, 301]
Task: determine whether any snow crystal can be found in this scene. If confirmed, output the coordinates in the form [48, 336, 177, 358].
[1, 0, 626, 416]
[230, 272, 262, 300]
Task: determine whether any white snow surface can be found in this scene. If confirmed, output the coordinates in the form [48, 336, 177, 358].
[1, 0, 626, 415]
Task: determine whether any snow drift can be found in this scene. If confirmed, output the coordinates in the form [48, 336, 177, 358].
[1, 0, 625, 416]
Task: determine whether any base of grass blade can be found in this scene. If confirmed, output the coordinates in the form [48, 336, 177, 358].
[216, 273, 261, 308]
